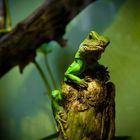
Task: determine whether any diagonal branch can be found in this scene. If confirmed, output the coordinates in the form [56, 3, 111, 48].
[0, 0, 95, 77]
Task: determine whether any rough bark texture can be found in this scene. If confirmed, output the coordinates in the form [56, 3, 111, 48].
[58, 66, 115, 140]
[0, 0, 95, 77]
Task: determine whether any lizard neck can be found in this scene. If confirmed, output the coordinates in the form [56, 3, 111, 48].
[75, 51, 96, 63]
[75, 49, 99, 67]
[75, 50, 81, 59]
[85, 57, 97, 64]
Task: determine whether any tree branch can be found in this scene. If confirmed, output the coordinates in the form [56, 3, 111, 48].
[0, 0, 95, 77]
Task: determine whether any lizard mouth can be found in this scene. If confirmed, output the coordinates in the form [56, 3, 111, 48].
[96, 46, 105, 51]
[83, 45, 105, 52]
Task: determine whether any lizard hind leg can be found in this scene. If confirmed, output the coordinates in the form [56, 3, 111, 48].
[51, 90, 67, 137]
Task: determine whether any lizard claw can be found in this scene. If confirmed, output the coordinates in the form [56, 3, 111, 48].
[84, 76, 92, 82]
[79, 79, 88, 87]
[55, 111, 67, 136]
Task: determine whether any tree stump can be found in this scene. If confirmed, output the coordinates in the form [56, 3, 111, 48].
[58, 66, 115, 140]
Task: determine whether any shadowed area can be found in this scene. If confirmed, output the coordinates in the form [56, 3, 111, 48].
[114, 136, 131, 140]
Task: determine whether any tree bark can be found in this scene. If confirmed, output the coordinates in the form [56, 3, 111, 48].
[58, 66, 115, 140]
[0, 0, 95, 77]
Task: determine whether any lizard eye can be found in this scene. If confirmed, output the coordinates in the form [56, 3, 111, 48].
[88, 34, 92, 40]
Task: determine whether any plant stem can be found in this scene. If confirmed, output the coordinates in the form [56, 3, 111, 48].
[5, 0, 12, 31]
[34, 60, 51, 96]
[44, 55, 57, 89]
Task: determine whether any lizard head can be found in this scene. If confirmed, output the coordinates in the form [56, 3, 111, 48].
[79, 31, 110, 61]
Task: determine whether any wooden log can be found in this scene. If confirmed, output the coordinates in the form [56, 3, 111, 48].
[58, 66, 115, 140]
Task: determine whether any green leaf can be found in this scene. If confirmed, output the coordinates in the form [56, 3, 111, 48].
[37, 43, 52, 55]
[37, 41, 61, 55]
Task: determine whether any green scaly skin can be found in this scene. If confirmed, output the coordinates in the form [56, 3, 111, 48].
[51, 31, 110, 135]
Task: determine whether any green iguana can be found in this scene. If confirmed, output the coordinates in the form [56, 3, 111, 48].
[51, 31, 110, 136]
[64, 31, 110, 87]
